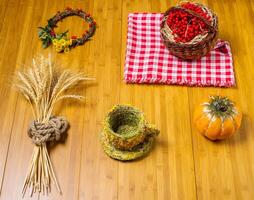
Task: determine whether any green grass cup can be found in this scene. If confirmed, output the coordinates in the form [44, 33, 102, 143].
[102, 105, 159, 150]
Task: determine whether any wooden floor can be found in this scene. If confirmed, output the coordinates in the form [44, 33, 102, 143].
[0, 0, 254, 199]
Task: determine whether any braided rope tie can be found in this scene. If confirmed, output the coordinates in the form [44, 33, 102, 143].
[28, 116, 69, 145]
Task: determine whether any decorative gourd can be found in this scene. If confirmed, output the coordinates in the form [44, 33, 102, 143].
[193, 96, 242, 140]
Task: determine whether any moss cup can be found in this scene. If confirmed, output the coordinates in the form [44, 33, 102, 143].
[103, 105, 159, 150]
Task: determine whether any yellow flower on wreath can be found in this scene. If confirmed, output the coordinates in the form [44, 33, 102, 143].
[52, 38, 72, 53]
[64, 47, 70, 53]
[59, 38, 66, 46]
[52, 39, 58, 46]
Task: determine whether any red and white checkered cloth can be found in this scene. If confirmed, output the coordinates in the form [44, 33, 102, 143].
[124, 13, 235, 87]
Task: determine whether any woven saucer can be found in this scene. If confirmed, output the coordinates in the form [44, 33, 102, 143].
[100, 132, 155, 161]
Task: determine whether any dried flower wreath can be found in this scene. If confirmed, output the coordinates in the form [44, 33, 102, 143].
[38, 8, 96, 53]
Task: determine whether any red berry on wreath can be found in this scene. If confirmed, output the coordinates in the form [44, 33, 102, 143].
[50, 31, 56, 37]
[71, 36, 77, 39]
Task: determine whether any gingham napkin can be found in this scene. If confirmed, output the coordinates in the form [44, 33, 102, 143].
[124, 13, 235, 87]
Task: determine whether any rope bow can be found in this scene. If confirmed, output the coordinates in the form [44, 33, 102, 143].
[28, 116, 69, 145]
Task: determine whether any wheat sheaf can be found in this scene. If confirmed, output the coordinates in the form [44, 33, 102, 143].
[14, 54, 93, 197]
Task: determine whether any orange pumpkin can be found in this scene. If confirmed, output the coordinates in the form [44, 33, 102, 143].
[193, 96, 242, 140]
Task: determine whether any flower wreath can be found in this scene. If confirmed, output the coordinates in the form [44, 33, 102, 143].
[38, 8, 96, 53]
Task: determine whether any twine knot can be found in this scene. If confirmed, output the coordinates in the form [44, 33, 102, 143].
[28, 116, 69, 145]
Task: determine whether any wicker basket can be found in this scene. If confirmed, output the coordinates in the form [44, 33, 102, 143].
[160, 2, 218, 60]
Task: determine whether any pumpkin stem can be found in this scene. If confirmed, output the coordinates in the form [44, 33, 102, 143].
[208, 96, 235, 117]
[217, 105, 227, 112]
[213, 101, 228, 112]
[208, 96, 234, 118]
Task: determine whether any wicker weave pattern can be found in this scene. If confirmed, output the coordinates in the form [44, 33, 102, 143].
[160, 3, 218, 60]
[101, 105, 159, 161]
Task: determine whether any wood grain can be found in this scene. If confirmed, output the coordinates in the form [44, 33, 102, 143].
[0, 0, 254, 199]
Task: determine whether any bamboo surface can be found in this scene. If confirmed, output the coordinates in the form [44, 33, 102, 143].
[0, 0, 254, 199]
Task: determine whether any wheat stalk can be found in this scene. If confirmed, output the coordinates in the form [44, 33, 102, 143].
[14, 54, 92, 197]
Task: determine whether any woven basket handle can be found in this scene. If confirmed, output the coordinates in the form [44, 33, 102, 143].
[163, 6, 217, 34]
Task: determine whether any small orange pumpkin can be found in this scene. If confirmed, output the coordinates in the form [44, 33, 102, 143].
[194, 96, 242, 140]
